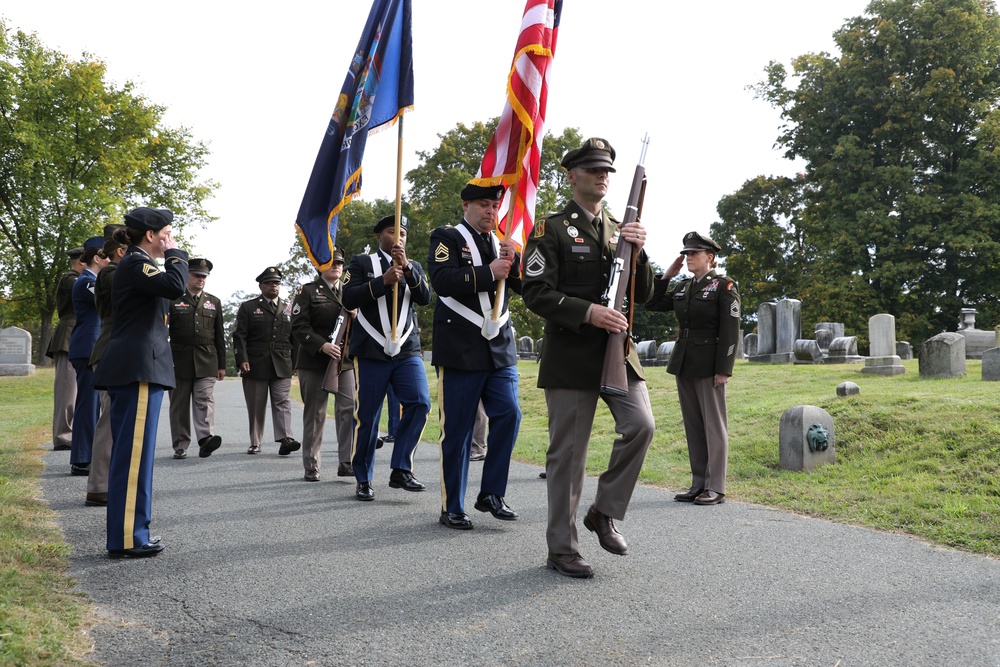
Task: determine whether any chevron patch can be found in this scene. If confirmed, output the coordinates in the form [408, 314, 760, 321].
[525, 249, 545, 278]
[142, 263, 161, 277]
[434, 242, 450, 263]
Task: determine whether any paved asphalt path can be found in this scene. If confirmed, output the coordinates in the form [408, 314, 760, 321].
[42, 380, 1000, 666]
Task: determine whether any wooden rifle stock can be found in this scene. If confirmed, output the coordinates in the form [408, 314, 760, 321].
[321, 314, 350, 394]
[599, 162, 647, 397]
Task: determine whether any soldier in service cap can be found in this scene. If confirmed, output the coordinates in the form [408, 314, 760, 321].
[647, 231, 740, 508]
[167, 257, 227, 459]
[291, 246, 357, 480]
[47, 245, 89, 451]
[233, 266, 301, 456]
[521, 137, 655, 579]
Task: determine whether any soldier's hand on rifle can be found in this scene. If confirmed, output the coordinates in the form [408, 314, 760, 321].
[321, 342, 342, 360]
[621, 221, 647, 250]
[663, 255, 684, 279]
[588, 304, 629, 333]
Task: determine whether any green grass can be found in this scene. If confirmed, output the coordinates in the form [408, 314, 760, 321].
[5, 359, 1000, 662]
[0, 369, 91, 666]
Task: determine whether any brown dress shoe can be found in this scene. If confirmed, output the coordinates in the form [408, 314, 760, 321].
[546, 553, 593, 579]
[303, 470, 320, 482]
[85, 492, 108, 507]
[674, 486, 703, 502]
[583, 505, 628, 555]
[336, 462, 353, 477]
[693, 490, 725, 505]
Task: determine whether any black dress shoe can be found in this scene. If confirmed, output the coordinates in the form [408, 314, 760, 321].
[474, 493, 518, 521]
[377, 435, 394, 450]
[356, 481, 375, 501]
[583, 505, 628, 555]
[53, 443, 71, 451]
[70, 463, 91, 476]
[108, 542, 165, 559]
[388, 469, 425, 492]
[439, 511, 474, 530]
[539, 471, 547, 479]
[198, 435, 222, 458]
[693, 490, 725, 505]
[336, 462, 353, 477]
[173, 450, 187, 459]
[546, 553, 593, 579]
[85, 492, 108, 507]
[674, 486, 703, 502]
[278, 437, 301, 456]
[246, 444, 261, 455]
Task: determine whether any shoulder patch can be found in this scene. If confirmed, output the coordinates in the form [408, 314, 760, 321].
[533, 219, 546, 238]
[292, 302, 301, 315]
[524, 248, 545, 278]
[343, 270, 352, 284]
[434, 242, 449, 263]
[142, 263, 161, 277]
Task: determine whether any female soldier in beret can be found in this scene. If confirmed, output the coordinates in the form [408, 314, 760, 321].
[646, 231, 741, 507]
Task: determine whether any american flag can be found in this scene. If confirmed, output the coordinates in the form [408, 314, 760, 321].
[471, 0, 562, 252]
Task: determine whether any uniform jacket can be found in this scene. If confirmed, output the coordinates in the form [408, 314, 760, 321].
[342, 251, 432, 361]
[291, 277, 347, 372]
[68, 268, 100, 362]
[234, 295, 294, 379]
[646, 269, 741, 377]
[93, 247, 188, 389]
[169, 290, 226, 379]
[521, 200, 653, 389]
[88, 262, 117, 369]
[426, 220, 520, 370]
[46, 269, 80, 357]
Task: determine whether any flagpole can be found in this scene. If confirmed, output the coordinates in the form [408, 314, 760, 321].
[492, 179, 519, 322]
[391, 115, 404, 343]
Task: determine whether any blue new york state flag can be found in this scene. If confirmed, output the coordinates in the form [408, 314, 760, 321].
[296, 0, 414, 269]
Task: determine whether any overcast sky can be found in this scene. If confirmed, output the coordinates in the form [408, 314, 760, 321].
[3, 0, 873, 300]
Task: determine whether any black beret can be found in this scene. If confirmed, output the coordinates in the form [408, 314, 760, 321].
[189, 258, 213, 275]
[256, 266, 282, 283]
[681, 231, 721, 253]
[373, 214, 409, 234]
[83, 236, 104, 251]
[67, 246, 85, 259]
[561, 137, 616, 172]
[103, 223, 125, 240]
[461, 182, 505, 201]
[124, 207, 174, 231]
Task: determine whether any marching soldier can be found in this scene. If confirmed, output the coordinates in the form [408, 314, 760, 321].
[47, 246, 85, 451]
[521, 137, 655, 578]
[342, 214, 432, 501]
[427, 182, 522, 530]
[167, 258, 226, 459]
[290, 247, 355, 480]
[233, 267, 300, 456]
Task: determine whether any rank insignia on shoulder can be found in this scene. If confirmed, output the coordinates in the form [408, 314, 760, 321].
[292, 303, 301, 315]
[533, 219, 545, 238]
[142, 264, 161, 277]
[343, 270, 351, 283]
[434, 242, 450, 262]
[525, 248, 545, 277]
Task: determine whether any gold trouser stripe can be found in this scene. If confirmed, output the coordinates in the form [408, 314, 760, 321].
[349, 357, 361, 462]
[437, 367, 447, 510]
[123, 382, 149, 550]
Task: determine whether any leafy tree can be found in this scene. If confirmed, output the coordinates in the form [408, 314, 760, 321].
[727, 0, 1000, 345]
[0, 23, 216, 362]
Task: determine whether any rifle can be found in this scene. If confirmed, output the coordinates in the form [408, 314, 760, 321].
[321, 313, 350, 394]
[599, 136, 649, 397]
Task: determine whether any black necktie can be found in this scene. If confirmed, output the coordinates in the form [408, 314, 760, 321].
[480, 233, 495, 261]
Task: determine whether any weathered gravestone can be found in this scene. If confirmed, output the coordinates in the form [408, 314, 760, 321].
[861, 314, 905, 376]
[981, 347, 1000, 381]
[656, 341, 674, 366]
[793, 339, 823, 364]
[637, 340, 657, 366]
[814, 329, 834, 354]
[517, 336, 536, 360]
[779, 405, 835, 472]
[836, 381, 860, 397]
[0, 327, 35, 376]
[956, 308, 997, 359]
[743, 333, 758, 358]
[815, 322, 845, 339]
[749, 298, 800, 363]
[824, 336, 864, 364]
[919, 333, 966, 378]
[896, 341, 913, 360]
